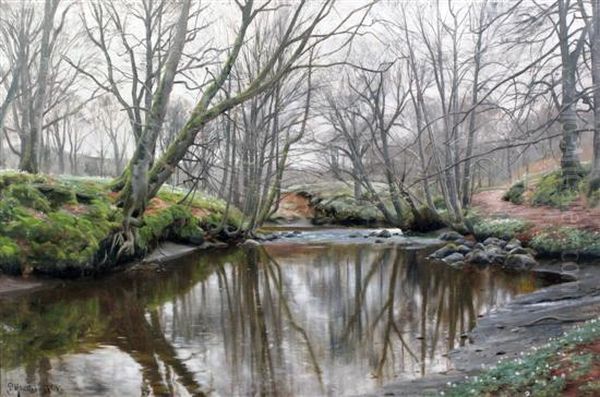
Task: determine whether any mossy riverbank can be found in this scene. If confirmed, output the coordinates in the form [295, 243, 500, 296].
[0, 171, 242, 277]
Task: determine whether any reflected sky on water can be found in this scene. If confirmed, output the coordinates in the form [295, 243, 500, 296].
[0, 235, 554, 396]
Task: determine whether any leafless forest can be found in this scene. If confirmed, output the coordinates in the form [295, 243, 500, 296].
[1, 0, 599, 228]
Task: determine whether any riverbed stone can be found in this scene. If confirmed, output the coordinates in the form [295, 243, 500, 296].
[485, 245, 507, 263]
[508, 247, 530, 256]
[449, 261, 466, 269]
[442, 252, 465, 264]
[504, 254, 537, 270]
[465, 250, 492, 266]
[377, 229, 392, 238]
[505, 238, 522, 251]
[241, 239, 261, 248]
[439, 231, 464, 241]
[483, 237, 507, 248]
[348, 232, 361, 238]
[456, 245, 472, 255]
[430, 245, 457, 259]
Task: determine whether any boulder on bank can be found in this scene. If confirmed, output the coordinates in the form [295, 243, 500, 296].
[504, 254, 537, 270]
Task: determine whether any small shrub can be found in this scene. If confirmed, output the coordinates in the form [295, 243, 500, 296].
[502, 181, 526, 204]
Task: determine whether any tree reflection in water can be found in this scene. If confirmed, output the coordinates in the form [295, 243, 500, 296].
[0, 242, 546, 396]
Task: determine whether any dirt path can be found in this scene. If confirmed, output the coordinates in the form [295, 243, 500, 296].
[472, 189, 600, 231]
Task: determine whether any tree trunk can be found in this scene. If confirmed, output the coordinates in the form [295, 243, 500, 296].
[20, 0, 58, 173]
[590, 0, 600, 188]
[558, 0, 582, 188]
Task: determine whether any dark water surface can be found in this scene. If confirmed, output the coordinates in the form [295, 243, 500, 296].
[0, 231, 557, 396]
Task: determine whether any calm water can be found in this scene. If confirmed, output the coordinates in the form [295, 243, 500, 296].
[0, 231, 557, 396]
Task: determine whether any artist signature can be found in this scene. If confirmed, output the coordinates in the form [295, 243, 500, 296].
[5, 382, 64, 395]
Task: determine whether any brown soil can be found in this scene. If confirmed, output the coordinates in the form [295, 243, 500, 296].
[145, 197, 171, 215]
[273, 193, 315, 221]
[472, 189, 600, 232]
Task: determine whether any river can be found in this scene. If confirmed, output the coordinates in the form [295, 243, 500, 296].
[0, 229, 559, 396]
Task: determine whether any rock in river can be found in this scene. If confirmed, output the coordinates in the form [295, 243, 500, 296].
[483, 237, 507, 248]
[377, 229, 392, 238]
[465, 250, 492, 266]
[504, 254, 537, 270]
[443, 253, 465, 264]
[430, 245, 457, 259]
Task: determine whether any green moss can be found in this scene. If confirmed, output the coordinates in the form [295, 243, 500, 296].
[137, 204, 205, 251]
[4, 183, 51, 212]
[502, 181, 526, 204]
[442, 319, 600, 397]
[529, 227, 600, 258]
[0, 171, 240, 276]
[157, 187, 243, 229]
[34, 183, 77, 207]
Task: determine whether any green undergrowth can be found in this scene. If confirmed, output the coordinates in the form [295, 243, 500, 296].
[442, 318, 600, 397]
[530, 227, 600, 258]
[0, 171, 242, 276]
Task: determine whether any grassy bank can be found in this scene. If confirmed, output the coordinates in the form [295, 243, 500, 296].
[442, 319, 600, 397]
[0, 171, 242, 277]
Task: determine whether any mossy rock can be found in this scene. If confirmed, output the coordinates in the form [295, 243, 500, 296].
[409, 206, 446, 232]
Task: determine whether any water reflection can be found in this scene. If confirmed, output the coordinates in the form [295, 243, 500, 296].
[0, 240, 552, 396]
